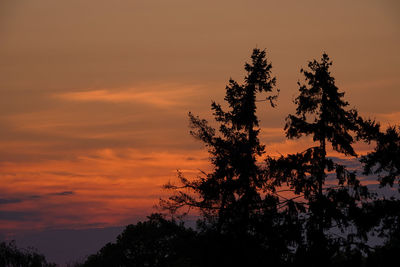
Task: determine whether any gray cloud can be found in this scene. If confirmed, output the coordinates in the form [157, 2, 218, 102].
[48, 191, 75, 196]
[0, 198, 22, 205]
[0, 211, 40, 221]
[0, 191, 75, 207]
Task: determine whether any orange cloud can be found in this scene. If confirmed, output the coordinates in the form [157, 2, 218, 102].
[0, 148, 210, 233]
[55, 83, 205, 108]
[375, 111, 400, 127]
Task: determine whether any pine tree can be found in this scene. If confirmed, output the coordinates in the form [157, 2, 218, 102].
[269, 53, 370, 265]
[161, 48, 279, 235]
[361, 125, 400, 189]
[358, 123, 400, 265]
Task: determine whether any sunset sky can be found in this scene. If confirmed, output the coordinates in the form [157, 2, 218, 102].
[1, 0, 399, 242]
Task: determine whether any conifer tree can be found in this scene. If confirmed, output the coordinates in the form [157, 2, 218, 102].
[162, 49, 279, 236]
[361, 125, 400, 189]
[268, 54, 369, 265]
[358, 123, 400, 264]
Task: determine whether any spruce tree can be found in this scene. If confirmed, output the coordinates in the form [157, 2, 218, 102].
[358, 123, 400, 265]
[269, 53, 369, 265]
[361, 125, 400, 189]
[162, 49, 279, 236]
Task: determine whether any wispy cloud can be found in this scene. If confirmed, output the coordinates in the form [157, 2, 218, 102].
[376, 111, 400, 126]
[48, 191, 75, 196]
[55, 84, 204, 108]
[0, 191, 76, 207]
[0, 148, 209, 233]
[0, 211, 40, 222]
[0, 198, 23, 205]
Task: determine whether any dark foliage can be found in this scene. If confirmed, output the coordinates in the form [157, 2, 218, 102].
[161, 49, 280, 234]
[355, 199, 400, 267]
[160, 48, 305, 264]
[266, 53, 372, 266]
[361, 125, 400, 189]
[83, 49, 400, 266]
[0, 241, 56, 267]
[82, 213, 300, 267]
[82, 214, 198, 267]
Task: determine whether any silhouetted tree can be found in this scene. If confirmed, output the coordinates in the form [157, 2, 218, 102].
[355, 123, 400, 266]
[82, 49, 400, 266]
[267, 53, 370, 266]
[82, 214, 198, 267]
[162, 48, 279, 234]
[160, 49, 302, 264]
[361, 125, 400, 189]
[0, 241, 56, 267]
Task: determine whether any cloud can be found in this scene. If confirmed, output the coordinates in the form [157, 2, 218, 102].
[376, 111, 400, 127]
[55, 84, 204, 108]
[0, 211, 40, 221]
[327, 157, 363, 170]
[0, 148, 210, 233]
[0, 191, 75, 208]
[46, 171, 86, 177]
[48, 191, 75, 196]
[0, 198, 23, 205]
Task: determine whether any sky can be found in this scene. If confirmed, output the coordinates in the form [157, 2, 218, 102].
[0, 0, 400, 262]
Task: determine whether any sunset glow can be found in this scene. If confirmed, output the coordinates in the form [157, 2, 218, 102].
[1, 0, 399, 242]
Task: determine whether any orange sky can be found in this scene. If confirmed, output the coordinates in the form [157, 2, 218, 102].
[0, 0, 399, 234]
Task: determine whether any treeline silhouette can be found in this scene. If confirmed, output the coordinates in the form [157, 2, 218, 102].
[81, 49, 400, 267]
[0, 241, 56, 267]
[2, 49, 399, 267]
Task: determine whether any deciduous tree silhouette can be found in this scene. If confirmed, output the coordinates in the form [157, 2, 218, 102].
[82, 214, 197, 267]
[0, 241, 56, 267]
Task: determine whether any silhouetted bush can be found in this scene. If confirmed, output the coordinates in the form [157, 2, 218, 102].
[0, 241, 56, 267]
